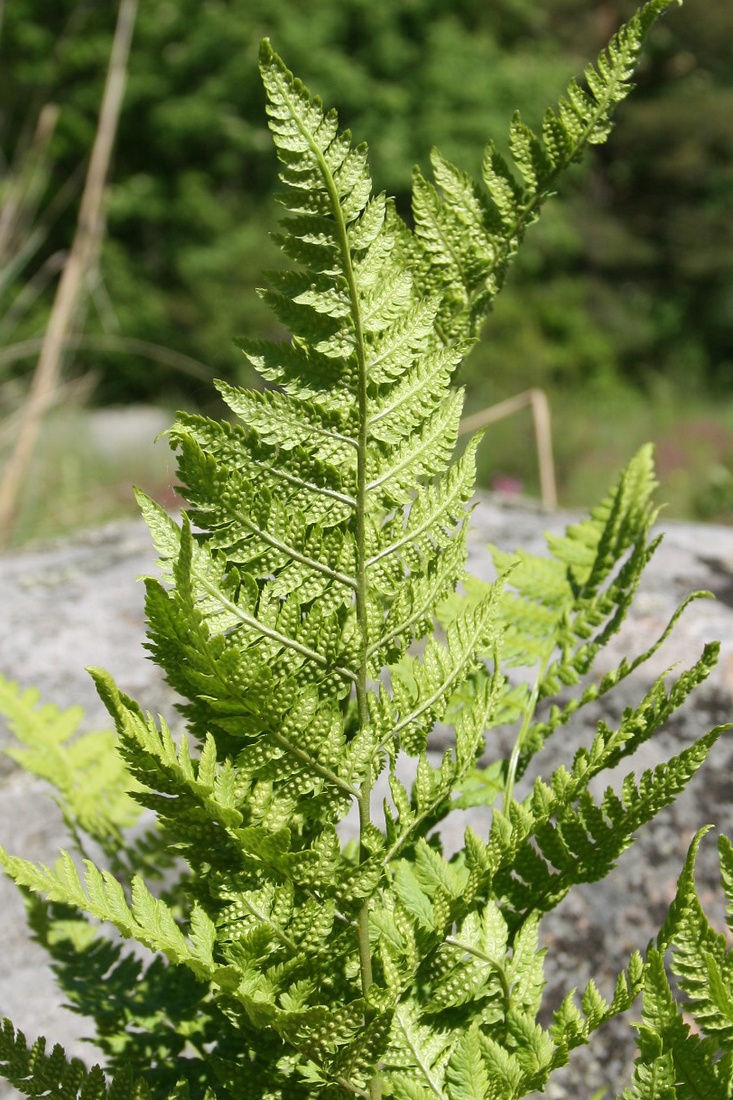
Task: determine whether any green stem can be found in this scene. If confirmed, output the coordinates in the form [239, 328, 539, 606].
[502, 652, 551, 813]
[285, 82, 382, 1100]
[350, 204, 383, 1100]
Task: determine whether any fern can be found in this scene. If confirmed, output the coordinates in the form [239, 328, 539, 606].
[0, 677, 140, 854]
[0, 1020, 148, 1100]
[406, 0, 679, 344]
[618, 832, 733, 1099]
[2, 3, 729, 1099]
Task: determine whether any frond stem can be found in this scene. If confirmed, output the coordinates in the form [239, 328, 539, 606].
[502, 650, 552, 813]
[284, 82, 382, 1095]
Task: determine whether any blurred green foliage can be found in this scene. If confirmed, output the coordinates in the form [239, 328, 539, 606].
[0, 0, 730, 410]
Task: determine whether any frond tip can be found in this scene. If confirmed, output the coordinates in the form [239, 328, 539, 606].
[410, 0, 683, 342]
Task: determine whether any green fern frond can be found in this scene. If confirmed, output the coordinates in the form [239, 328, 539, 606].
[117, 51, 499, 1090]
[439, 445, 706, 820]
[620, 950, 727, 1100]
[492, 720, 725, 920]
[613, 831, 733, 1098]
[0, 846, 220, 984]
[659, 831, 733, 1049]
[0, 1018, 148, 1100]
[2, 12, 725, 1100]
[0, 674, 141, 850]
[408, 0, 681, 343]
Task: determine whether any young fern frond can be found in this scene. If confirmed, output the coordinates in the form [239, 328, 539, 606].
[408, 0, 681, 345]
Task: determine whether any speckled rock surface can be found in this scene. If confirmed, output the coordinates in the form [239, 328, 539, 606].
[1, 498, 732, 1098]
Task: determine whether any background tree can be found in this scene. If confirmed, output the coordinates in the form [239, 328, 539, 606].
[1, 0, 731, 509]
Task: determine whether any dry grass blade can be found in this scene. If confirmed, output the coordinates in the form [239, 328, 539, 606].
[0, 0, 139, 544]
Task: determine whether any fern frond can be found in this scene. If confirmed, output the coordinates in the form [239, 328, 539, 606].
[115, 48, 496, 1092]
[0, 1019, 147, 1100]
[490, 709, 725, 921]
[0, 846, 219, 984]
[655, 829, 733, 1063]
[0, 674, 141, 848]
[1, 19, 719, 1100]
[409, 0, 681, 343]
[619, 950, 726, 1100]
[437, 446, 664, 801]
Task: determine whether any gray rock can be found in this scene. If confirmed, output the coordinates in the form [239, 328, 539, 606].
[86, 406, 171, 467]
[0, 497, 731, 1098]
